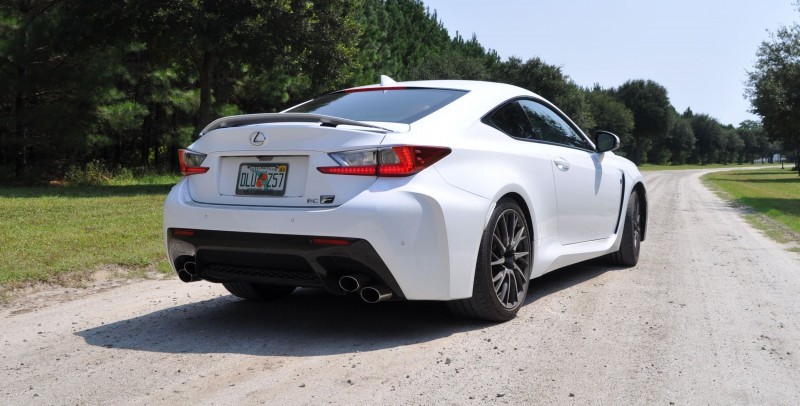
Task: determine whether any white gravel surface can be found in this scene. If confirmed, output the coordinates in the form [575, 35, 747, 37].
[2, 168, 799, 405]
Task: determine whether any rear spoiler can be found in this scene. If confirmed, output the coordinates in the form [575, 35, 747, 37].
[199, 113, 394, 136]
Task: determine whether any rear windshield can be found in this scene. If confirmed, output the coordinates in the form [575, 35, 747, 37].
[286, 88, 467, 124]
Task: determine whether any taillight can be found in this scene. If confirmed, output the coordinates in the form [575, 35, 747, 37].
[178, 149, 209, 176]
[317, 146, 450, 177]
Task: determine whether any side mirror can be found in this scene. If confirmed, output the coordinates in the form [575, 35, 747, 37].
[595, 131, 620, 153]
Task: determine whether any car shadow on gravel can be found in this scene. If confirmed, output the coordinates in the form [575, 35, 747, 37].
[77, 289, 478, 356]
[76, 262, 625, 356]
[526, 261, 627, 303]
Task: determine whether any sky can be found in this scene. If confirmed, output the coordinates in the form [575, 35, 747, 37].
[421, 0, 798, 126]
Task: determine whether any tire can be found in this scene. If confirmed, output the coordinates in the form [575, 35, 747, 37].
[222, 281, 296, 301]
[608, 191, 642, 267]
[448, 199, 532, 321]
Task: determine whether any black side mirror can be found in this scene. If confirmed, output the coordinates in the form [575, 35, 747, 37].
[595, 131, 620, 153]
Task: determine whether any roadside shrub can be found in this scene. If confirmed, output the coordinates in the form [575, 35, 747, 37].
[65, 160, 114, 185]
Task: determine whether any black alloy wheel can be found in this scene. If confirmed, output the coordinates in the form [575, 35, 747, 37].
[608, 191, 642, 266]
[448, 199, 532, 321]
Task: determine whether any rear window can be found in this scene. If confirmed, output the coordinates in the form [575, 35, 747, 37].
[286, 88, 467, 124]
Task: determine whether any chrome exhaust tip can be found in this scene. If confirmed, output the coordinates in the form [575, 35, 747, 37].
[339, 274, 371, 292]
[360, 285, 393, 303]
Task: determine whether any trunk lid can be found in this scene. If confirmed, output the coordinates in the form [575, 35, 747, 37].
[186, 121, 395, 207]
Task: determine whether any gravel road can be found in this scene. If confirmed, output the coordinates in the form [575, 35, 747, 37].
[2, 168, 799, 405]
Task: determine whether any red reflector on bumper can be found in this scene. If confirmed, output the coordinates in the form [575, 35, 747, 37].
[310, 237, 352, 246]
[173, 229, 195, 237]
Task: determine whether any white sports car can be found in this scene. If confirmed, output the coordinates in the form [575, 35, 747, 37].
[163, 77, 647, 321]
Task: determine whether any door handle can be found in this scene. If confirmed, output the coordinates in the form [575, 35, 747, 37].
[554, 158, 570, 171]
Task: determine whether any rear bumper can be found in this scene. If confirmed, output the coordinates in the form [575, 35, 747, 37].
[167, 230, 405, 297]
[163, 171, 491, 300]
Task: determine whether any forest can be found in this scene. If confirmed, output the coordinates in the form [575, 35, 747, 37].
[1, 0, 794, 185]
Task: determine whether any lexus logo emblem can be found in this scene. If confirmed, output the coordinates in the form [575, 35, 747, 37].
[250, 131, 267, 146]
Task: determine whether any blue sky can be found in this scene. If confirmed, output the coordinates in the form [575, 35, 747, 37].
[422, 0, 798, 126]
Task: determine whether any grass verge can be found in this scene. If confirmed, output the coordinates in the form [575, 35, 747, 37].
[703, 168, 800, 250]
[0, 175, 180, 297]
[639, 163, 779, 171]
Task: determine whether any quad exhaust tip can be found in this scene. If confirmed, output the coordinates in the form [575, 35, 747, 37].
[177, 261, 200, 283]
[339, 274, 371, 292]
[339, 275, 392, 303]
[360, 285, 393, 303]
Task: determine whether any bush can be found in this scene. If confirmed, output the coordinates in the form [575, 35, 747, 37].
[64, 161, 178, 186]
[65, 160, 115, 186]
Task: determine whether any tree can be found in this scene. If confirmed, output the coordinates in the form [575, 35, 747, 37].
[615, 80, 672, 165]
[406, 31, 500, 81]
[347, 0, 392, 86]
[0, 0, 118, 181]
[451, 32, 501, 70]
[746, 18, 800, 174]
[720, 125, 744, 164]
[494, 57, 593, 130]
[383, 0, 450, 80]
[583, 85, 634, 155]
[667, 117, 695, 165]
[737, 120, 763, 164]
[691, 114, 724, 164]
[406, 48, 491, 81]
[135, 0, 362, 131]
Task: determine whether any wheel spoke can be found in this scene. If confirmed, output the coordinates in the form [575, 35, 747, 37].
[506, 275, 517, 305]
[514, 251, 529, 260]
[498, 215, 509, 247]
[493, 232, 507, 252]
[508, 214, 518, 245]
[512, 263, 526, 281]
[492, 271, 504, 290]
[510, 226, 526, 249]
[497, 275, 509, 302]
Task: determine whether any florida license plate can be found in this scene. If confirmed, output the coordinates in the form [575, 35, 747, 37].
[235, 163, 288, 196]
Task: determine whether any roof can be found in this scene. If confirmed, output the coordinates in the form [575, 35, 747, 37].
[346, 79, 539, 102]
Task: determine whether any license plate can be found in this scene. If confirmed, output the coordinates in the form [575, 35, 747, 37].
[235, 163, 288, 196]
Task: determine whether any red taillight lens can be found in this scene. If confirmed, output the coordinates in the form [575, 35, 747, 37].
[178, 149, 209, 176]
[378, 146, 450, 176]
[317, 146, 450, 177]
[318, 149, 378, 176]
[318, 165, 378, 176]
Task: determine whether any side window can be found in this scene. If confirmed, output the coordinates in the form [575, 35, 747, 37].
[518, 100, 592, 150]
[486, 101, 540, 140]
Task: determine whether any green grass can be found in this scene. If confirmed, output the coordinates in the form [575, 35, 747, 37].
[0, 175, 180, 289]
[639, 162, 779, 171]
[703, 169, 800, 242]
[3, 166, 796, 295]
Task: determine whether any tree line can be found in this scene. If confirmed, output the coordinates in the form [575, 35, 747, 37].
[0, 0, 793, 185]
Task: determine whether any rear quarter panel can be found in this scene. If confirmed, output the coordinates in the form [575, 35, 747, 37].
[430, 120, 559, 242]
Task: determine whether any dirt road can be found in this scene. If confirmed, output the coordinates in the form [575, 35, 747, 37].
[2, 168, 799, 405]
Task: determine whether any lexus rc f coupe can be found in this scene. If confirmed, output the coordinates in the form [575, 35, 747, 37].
[163, 77, 647, 321]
